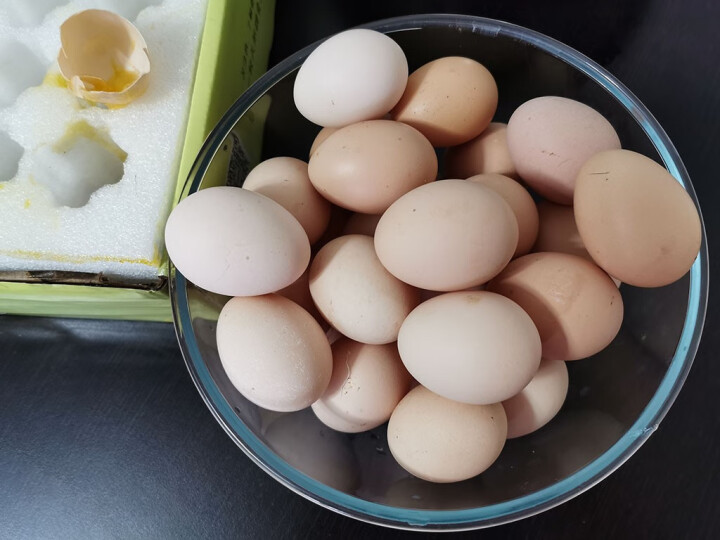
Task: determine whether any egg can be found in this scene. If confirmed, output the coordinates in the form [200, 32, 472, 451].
[444, 122, 516, 179]
[398, 291, 542, 405]
[374, 180, 518, 291]
[309, 234, 420, 344]
[487, 252, 623, 361]
[309, 126, 339, 156]
[417, 284, 485, 303]
[165, 186, 310, 296]
[58, 9, 150, 106]
[574, 149, 702, 287]
[391, 56, 498, 147]
[308, 120, 437, 213]
[276, 268, 326, 328]
[534, 201, 622, 287]
[243, 157, 331, 244]
[502, 359, 569, 438]
[534, 200, 590, 260]
[387, 386, 507, 483]
[506, 96, 621, 204]
[325, 327, 345, 346]
[467, 173, 539, 257]
[313, 204, 352, 248]
[342, 212, 382, 236]
[293, 29, 408, 127]
[216, 294, 332, 412]
[311, 338, 412, 433]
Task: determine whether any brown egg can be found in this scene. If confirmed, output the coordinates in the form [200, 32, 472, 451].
[390, 56, 498, 147]
[534, 200, 590, 260]
[216, 294, 332, 412]
[342, 212, 382, 236]
[502, 358, 569, 438]
[487, 252, 623, 361]
[309, 234, 420, 344]
[467, 173, 539, 256]
[534, 201, 622, 287]
[375, 180, 518, 291]
[308, 120, 437, 213]
[309, 126, 338, 157]
[444, 122, 516, 178]
[276, 268, 326, 329]
[387, 386, 507, 483]
[311, 338, 412, 433]
[506, 96, 621, 204]
[243, 157, 331, 244]
[574, 149, 702, 287]
[313, 204, 351, 248]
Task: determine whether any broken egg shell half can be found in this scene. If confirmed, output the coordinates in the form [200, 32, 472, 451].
[58, 9, 150, 107]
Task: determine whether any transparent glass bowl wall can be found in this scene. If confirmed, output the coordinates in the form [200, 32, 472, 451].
[170, 15, 708, 531]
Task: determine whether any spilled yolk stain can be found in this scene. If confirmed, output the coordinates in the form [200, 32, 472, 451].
[43, 71, 69, 88]
[0, 249, 161, 267]
[52, 120, 128, 162]
[80, 64, 139, 93]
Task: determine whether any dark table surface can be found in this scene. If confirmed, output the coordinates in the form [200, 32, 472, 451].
[2, 0, 719, 538]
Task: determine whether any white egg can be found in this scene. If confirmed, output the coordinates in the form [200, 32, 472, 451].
[165, 186, 310, 296]
[293, 29, 408, 127]
[397, 291, 541, 405]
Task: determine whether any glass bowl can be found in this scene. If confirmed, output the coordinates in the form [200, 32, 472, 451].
[169, 14, 708, 531]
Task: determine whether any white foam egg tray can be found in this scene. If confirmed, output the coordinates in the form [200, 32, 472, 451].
[0, 0, 207, 287]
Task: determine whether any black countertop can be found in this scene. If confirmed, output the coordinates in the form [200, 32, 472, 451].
[2, 1, 719, 538]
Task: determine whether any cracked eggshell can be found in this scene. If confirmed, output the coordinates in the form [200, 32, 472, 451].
[58, 9, 150, 106]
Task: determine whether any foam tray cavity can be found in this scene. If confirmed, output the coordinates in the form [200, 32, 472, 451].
[0, 0, 208, 282]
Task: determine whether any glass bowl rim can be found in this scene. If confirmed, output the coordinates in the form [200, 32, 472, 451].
[169, 13, 709, 531]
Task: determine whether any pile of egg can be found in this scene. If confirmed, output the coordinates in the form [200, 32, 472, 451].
[165, 29, 702, 483]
